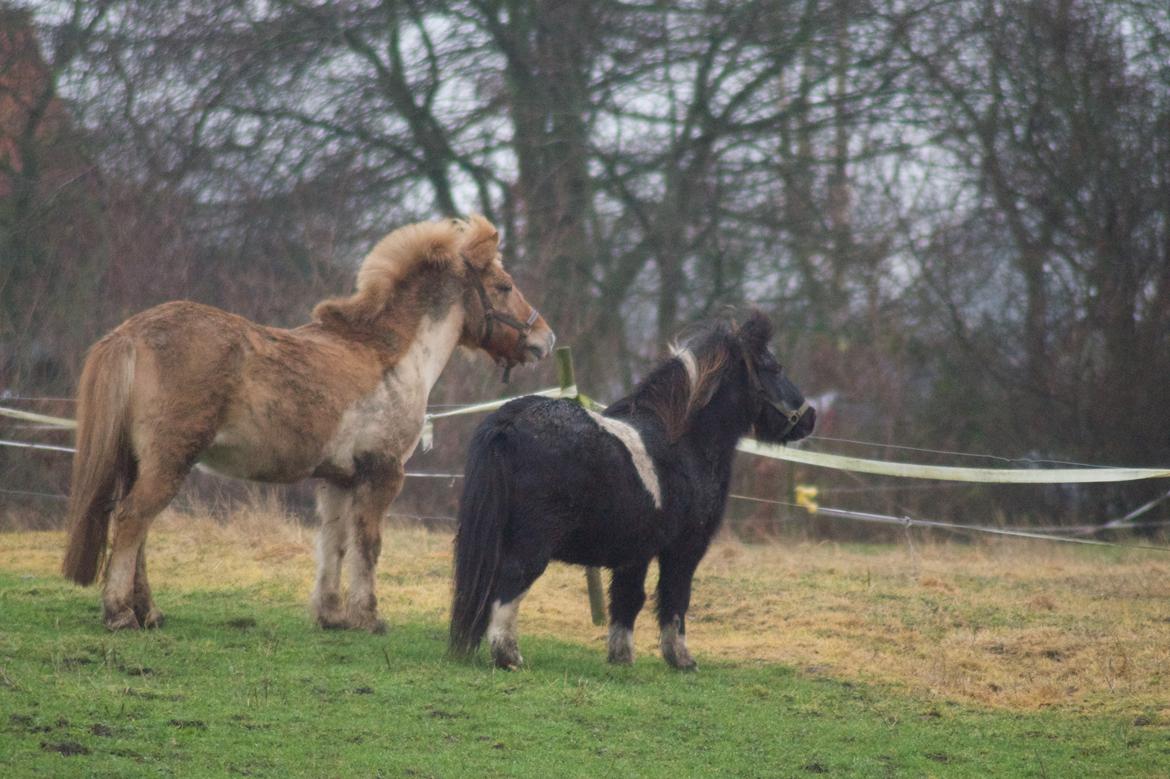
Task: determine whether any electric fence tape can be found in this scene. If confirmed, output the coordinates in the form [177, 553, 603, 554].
[5, 384, 1170, 484]
[736, 438, 1170, 483]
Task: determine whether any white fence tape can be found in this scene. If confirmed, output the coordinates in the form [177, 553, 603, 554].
[423, 385, 575, 420]
[736, 438, 1170, 484]
[0, 407, 76, 429]
[0, 387, 576, 431]
[6, 386, 1170, 484]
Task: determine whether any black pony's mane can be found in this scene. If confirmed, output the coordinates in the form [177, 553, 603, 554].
[606, 319, 737, 441]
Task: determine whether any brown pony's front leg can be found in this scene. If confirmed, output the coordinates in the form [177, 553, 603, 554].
[342, 460, 403, 634]
[311, 483, 351, 629]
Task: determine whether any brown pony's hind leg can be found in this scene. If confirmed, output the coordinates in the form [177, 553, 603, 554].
[341, 460, 403, 634]
[131, 543, 165, 628]
[102, 464, 186, 630]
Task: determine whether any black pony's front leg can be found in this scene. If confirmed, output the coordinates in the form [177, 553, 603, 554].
[655, 547, 705, 670]
[607, 559, 650, 664]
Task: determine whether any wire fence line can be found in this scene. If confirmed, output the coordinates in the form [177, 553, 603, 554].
[0, 438, 77, 454]
[728, 494, 1170, 553]
[0, 486, 68, 501]
[6, 471, 1168, 554]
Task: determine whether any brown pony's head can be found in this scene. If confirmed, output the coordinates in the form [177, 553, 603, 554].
[457, 216, 556, 375]
[311, 215, 554, 375]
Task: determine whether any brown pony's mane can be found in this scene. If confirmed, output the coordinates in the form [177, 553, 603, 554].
[312, 214, 499, 329]
[609, 320, 734, 442]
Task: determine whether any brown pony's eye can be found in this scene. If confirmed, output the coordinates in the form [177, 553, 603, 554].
[495, 283, 513, 294]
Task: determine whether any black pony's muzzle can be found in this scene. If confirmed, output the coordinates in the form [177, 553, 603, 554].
[764, 399, 814, 442]
[786, 403, 815, 441]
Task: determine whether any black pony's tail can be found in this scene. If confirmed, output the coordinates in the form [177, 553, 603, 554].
[449, 420, 513, 658]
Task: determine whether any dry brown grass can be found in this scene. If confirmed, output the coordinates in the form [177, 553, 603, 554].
[3, 507, 1169, 716]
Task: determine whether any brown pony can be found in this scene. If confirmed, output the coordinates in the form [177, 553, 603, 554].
[62, 215, 555, 632]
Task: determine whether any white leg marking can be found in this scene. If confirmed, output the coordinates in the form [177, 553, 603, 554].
[344, 539, 374, 605]
[586, 410, 662, 508]
[660, 617, 696, 669]
[311, 487, 350, 623]
[607, 624, 636, 664]
[487, 591, 526, 667]
[103, 536, 137, 608]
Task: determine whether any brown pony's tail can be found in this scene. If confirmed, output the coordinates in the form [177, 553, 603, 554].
[62, 335, 136, 586]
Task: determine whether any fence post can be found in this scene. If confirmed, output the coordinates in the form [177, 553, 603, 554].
[557, 346, 607, 627]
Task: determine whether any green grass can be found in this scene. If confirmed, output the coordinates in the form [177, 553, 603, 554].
[1, 572, 1166, 778]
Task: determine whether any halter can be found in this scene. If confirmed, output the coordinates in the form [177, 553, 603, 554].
[744, 354, 810, 436]
[464, 258, 541, 382]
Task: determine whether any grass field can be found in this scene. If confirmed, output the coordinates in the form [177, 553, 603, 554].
[2, 507, 1169, 776]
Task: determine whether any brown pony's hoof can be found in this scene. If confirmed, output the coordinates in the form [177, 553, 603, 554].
[141, 609, 166, 629]
[134, 601, 165, 629]
[344, 607, 387, 634]
[363, 618, 388, 635]
[104, 608, 142, 631]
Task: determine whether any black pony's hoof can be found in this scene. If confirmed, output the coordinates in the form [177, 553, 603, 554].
[607, 626, 635, 665]
[491, 638, 524, 670]
[660, 618, 697, 670]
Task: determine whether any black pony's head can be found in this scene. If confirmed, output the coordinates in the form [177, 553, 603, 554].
[734, 311, 815, 443]
[618, 309, 814, 445]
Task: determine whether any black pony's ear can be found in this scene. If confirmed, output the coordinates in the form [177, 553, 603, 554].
[737, 309, 774, 354]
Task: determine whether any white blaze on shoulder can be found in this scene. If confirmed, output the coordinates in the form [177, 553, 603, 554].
[585, 410, 662, 509]
[323, 307, 465, 474]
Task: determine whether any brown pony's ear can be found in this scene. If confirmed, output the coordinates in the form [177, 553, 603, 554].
[460, 214, 500, 269]
[737, 309, 774, 354]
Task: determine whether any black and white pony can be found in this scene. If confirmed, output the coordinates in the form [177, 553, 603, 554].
[449, 311, 815, 669]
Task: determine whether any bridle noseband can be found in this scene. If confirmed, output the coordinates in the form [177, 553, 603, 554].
[771, 397, 811, 436]
[464, 258, 541, 382]
[745, 355, 810, 436]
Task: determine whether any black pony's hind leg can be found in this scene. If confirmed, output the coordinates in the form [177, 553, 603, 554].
[487, 551, 548, 669]
[607, 559, 650, 664]
[655, 548, 705, 670]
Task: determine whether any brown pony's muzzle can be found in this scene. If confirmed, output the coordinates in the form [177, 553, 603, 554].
[469, 279, 556, 380]
[522, 315, 556, 363]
